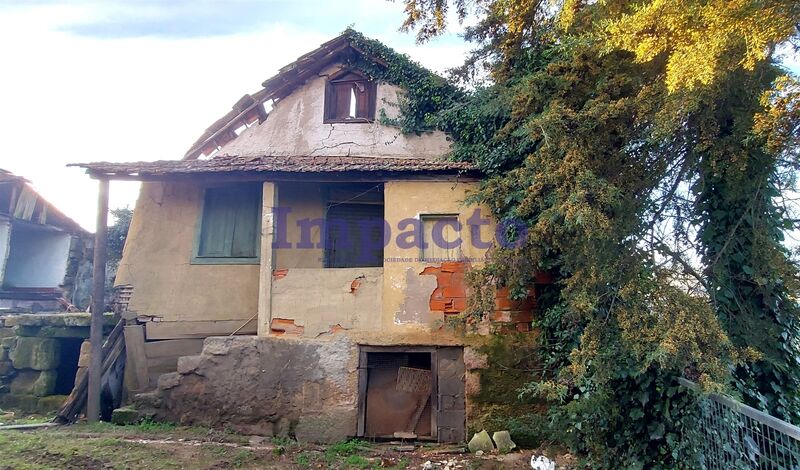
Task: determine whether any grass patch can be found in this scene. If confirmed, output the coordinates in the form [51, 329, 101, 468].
[326, 438, 370, 457]
[344, 454, 371, 468]
[295, 451, 313, 467]
[135, 417, 177, 432]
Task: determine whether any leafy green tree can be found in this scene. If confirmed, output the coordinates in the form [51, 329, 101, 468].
[394, 0, 800, 466]
[107, 207, 132, 268]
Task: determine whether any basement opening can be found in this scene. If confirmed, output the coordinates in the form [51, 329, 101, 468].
[360, 349, 434, 440]
[358, 346, 467, 444]
[54, 337, 84, 395]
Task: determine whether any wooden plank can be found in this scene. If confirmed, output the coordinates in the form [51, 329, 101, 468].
[356, 349, 368, 437]
[144, 339, 203, 359]
[257, 181, 276, 336]
[123, 325, 149, 393]
[431, 349, 439, 440]
[144, 319, 256, 340]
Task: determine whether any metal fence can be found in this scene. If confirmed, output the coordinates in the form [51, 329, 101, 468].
[680, 378, 800, 469]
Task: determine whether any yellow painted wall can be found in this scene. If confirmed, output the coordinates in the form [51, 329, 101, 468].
[116, 181, 259, 323]
[377, 180, 493, 341]
[119, 179, 492, 343]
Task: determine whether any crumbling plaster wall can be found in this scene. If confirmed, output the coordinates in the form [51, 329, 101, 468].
[115, 181, 259, 323]
[219, 63, 451, 159]
[149, 334, 359, 443]
[271, 267, 382, 337]
[266, 179, 494, 344]
[380, 180, 494, 338]
[288, 180, 493, 347]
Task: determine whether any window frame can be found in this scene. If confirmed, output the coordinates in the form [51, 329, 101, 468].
[419, 213, 462, 262]
[323, 70, 377, 124]
[191, 183, 262, 265]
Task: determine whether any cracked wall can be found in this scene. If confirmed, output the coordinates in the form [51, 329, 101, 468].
[382, 181, 495, 339]
[271, 267, 383, 337]
[217, 63, 451, 159]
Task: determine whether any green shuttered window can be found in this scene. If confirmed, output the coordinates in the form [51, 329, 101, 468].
[194, 184, 261, 264]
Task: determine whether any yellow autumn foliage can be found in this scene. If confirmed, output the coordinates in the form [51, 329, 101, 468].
[580, 0, 800, 92]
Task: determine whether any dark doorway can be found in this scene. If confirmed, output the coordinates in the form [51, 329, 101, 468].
[358, 346, 467, 444]
[54, 338, 84, 395]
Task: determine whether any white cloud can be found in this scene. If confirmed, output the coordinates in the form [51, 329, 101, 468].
[0, 2, 469, 230]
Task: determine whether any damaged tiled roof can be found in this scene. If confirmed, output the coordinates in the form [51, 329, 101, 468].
[69, 155, 478, 179]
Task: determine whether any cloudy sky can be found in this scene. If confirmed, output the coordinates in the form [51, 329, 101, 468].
[0, 0, 471, 230]
[1, 1, 798, 232]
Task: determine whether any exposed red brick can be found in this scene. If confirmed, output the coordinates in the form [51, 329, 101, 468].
[434, 273, 452, 287]
[350, 278, 361, 292]
[270, 318, 304, 336]
[442, 286, 466, 298]
[495, 295, 513, 311]
[430, 299, 452, 311]
[510, 310, 534, 323]
[273, 268, 289, 280]
[491, 286, 538, 333]
[440, 261, 466, 273]
[491, 310, 512, 322]
[534, 271, 554, 284]
[430, 288, 446, 301]
[450, 298, 468, 312]
[422, 263, 469, 314]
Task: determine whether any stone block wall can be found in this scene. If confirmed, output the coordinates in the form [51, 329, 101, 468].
[140, 335, 360, 443]
[0, 312, 115, 414]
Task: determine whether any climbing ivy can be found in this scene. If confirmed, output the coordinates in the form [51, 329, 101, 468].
[391, 1, 800, 468]
[340, 28, 464, 135]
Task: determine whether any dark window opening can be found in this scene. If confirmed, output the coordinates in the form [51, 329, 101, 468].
[324, 70, 376, 123]
[195, 184, 261, 262]
[324, 185, 384, 268]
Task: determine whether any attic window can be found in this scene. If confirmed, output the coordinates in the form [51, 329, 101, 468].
[324, 71, 376, 123]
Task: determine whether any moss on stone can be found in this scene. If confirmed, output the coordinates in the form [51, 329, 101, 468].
[466, 333, 549, 448]
[111, 407, 142, 425]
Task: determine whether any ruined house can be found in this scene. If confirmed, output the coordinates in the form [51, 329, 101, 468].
[71, 31, 541, 443]
[0, 169, 92, 312]
[0, 169, 99, 413]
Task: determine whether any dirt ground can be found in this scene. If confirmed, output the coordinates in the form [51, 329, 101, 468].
[0, 419, 578, 469]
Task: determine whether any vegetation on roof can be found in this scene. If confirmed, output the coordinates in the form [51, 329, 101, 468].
[340, 28, 466, 135]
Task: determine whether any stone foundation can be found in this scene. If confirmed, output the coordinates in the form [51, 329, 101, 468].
[0, 312, 116, 409]
[138, 335, 359, 443]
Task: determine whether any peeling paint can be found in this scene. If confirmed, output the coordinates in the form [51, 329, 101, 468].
[273, 268, 289, 280]
[272, 267, 382, 337]
[421, 262, 468, 314]
[349, 276, 364, 293]
[270, 318, 305, 336]
[394, 267, 438, 325]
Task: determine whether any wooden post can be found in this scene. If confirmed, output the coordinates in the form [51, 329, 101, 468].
[88, 178, 109, 422]
[256, 182, 276, 336]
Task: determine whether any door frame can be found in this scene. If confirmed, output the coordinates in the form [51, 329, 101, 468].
[356, 345, 439, 440]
